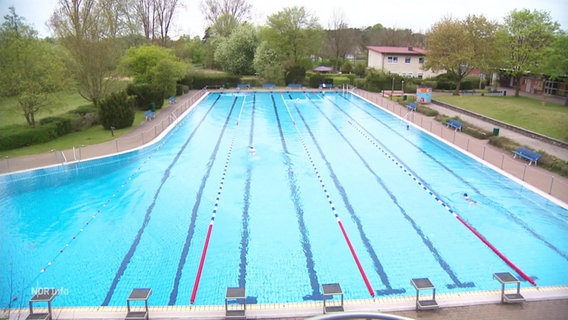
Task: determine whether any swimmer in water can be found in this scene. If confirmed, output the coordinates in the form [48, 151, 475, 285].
[463, 193, 477, 205]
[249, 146, 256, 156]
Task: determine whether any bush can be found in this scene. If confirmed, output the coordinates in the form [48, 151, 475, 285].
[39, 116, 72, 137]
[176, 84, 190, 96]
[179, 72, 241, 89]
[285, 65, 306, 85]
[354, 78, 366, 88]
[127, 83, 165, 110]
[239, 75, 261, 87]
[98, 90, 135, 130]
[0, 124, 58, 151]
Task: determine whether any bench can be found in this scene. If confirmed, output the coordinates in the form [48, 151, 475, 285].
[319, 83, 333, 89]
[236, 83, 250, 89]
[144, 110, 155, 121]
[512, 147, 541, 165]
[487, 90, 506, 96]
[446, 119, 462, 131]
[461, 90, 475, 95]
[261, 83, 275, 89]
[287, 83, 302, 89]
[407, 103, 417, 111]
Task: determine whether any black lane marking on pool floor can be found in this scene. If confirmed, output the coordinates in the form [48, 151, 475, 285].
[238, 94, 258, 305]
[308, 94, 475, 289]
[287, 93, 405, 296]
[101, 95, 222, 307]
[168, 95, 238, 305]
[272, 94, 322, 301]
[336, 93, 568, 263]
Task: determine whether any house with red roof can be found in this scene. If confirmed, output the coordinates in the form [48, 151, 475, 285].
[366, 46, 443, 79]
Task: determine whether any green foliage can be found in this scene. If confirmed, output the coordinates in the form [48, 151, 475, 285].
[307, 73, 324, 88]
[285, 65, 306, 85]
[39, 116, 73, 136]
[126, 83, 165, 110]
[98, 90, 135, 130]
[0, 124, 58, 151]
[0, 13, 70, 126]
[121, 45, 184, 85]
[214, 24, 259, 75]
[263, 6, 324, 65]
[341, 60, 353, 74]
[179, 72, 241, 89]
[353, 61, 367, 77]
[540, 30, 568, 80]
[425, 15, 499, 94]
[500, 9, 559, 96]
[253, 41, 284, 84]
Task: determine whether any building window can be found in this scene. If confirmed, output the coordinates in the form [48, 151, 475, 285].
[388, 56, 398, 63]
[418, 57, 424, 64]
[405, 57, 411, 64]
[418, 73, 423, 79]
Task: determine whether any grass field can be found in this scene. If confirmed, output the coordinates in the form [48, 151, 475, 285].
[0, 92, 91, 126]
[433, 95, 568, 142]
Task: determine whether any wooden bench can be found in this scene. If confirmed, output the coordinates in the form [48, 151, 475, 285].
[512, 147, 541, 165]
[407, 103, 417, 111]
[446, 119, 463, 131]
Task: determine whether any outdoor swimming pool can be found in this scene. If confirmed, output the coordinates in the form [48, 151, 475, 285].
[1, 91, 567, 309]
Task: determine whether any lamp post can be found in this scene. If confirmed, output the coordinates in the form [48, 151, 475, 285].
[391, 78, 394, 100]
[402, 80, 405, 94]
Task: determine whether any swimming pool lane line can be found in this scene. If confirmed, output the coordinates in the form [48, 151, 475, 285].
[342, 108, 537, 287]
[167, 95, 240, 305]
[307, 92, 475, 290]
[100, 95, 223, 306]
[270, 93, 322, 301]
[190, 94, 248, 304]
[238, 94, 255, 290]
[24, 96, 217, 299]
[335, 93, 567, 263]
[280, 93, 376, 298]
[292, 92, 408, 295]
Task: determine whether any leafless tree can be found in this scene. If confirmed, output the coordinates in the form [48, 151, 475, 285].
[201, 0, 252, 26]
[131, 0, 179, 45]
[325, 9, 358, 70]
[154, 0, 179, 45]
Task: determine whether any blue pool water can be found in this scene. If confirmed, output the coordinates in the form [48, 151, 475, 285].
[1, 91, 567, 308]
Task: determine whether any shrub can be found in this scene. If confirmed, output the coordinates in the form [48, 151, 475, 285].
[127, 83, 165, 110]
[176, 84, 190, 96]
[179, 72, 241, 89]
[285, 65, 306, 85]
[0, 124, 58, 151]
[354, 78, 365, 88]
[98, 90, 135, 130]
[39, 116, 72, 137]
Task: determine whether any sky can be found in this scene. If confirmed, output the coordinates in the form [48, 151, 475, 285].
[1, 0, 567, 39]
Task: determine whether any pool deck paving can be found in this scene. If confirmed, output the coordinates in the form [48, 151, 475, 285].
[2, 88, 568, 319]
[6, 286, 568, 319]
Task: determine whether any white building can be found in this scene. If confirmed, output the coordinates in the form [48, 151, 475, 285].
[366, 46, 443, 79]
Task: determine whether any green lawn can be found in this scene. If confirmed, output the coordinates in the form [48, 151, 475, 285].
[0, 92, 91, 126]
[433, 95, 568, 142]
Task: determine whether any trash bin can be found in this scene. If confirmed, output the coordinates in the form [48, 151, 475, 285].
[493, 128, 500, 136]
[403, 94, 407, 101]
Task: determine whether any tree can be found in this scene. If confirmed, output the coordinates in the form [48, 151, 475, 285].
[98, 90, 135, 129]
[263, 6, 323, 66]
[0, 7, 69, 126]
[253, 40, 283, 84]
[541, 31, 568, 105]
[201, 0, 251, 26]
[50, 0, 123, 106]
[214, 24, 259, 75]
[425, 15, 499, 95]
[130, 0, 180, 45]
[500, 9, 559, 97]
[210, 13, 239, 38]
[324, 9, 358, 71]
[121, 44, 186, 101]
